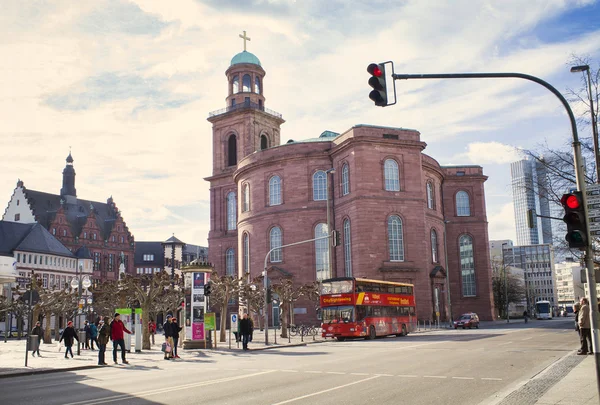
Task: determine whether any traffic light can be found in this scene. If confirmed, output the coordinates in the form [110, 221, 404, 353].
[561, 191, 588, 249]
[367, 63, 388, 106]
[526, 209, 535, 229]
[204, 282, 212, 297]
[332, 230, 341, 247]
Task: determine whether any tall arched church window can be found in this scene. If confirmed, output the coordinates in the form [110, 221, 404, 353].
[254, 77, 261, 94]
[313, 171, 327, 201]
[243, 233, 249, 274]
[260, 135, 268, 150]
[232, 75, 239, 94]
[427, 182, 435, 209]
[242, 184, 249, 212]
[342, 164, 350, 196]
[431, 229, 438, 263]
[315, 223, 329, 280]
[226, 192, 237, 231]
[226, 248, 235, 276]
[269, 176, 282, 206]
[228, 135, 237, 166]
[343, 219, 352, 277]
[242, 74, 251, 92]
[456, 191, 471, 216]
[388, 215, 404, 261]
[384, 159, 400, 191]
[269, 227, 282, 262]
[459, 235, 476, 296]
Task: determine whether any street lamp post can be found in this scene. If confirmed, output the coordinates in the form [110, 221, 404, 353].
[571, 65, 599, 183]
[325, 168, 336, 279]
[502, 243, 509, 322]
[71, 263, 91, 356]
[442, 220, 453, 327]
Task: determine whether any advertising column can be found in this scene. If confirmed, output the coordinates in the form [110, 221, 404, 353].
[192, 272, 207, 341]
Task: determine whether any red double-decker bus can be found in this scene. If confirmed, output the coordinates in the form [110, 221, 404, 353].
[320, 277, 417, 341]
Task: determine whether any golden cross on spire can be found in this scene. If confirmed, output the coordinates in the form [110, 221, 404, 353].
[239, 30, 251, 51]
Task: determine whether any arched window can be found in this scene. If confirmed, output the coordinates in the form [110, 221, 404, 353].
[269, 176, 282, 206]
[388, 215, 404, 261]
[242, 184, 249, 212]
[232, 75, 239, 94]
[254, 76, 261, 94]
[226, 248, 235, 276]
[242, 74, 251, 92]
[227, 135, 237, 166]
[315, 223, 329, 280]
[431, 229, 438, 263]
[260, 134, 268, 150]
[226, 192, 237, 230]
[341, 163, 350, 196]
[343, 219, 352, 277]
[243, 233, 249, 274]
[427, 181, 435, 209]
[384, 159, 400, 191]
[456, 191, 471, 216]
[459, 235, 476, 296]
[269, 227, 282, 262]
[313, 171, 327, 201]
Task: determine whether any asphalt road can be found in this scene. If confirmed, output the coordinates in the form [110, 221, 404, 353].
[0, 319, 579, 405]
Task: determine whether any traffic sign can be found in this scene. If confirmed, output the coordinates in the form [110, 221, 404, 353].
[205, 313, 216, 331]
[230, 313, 238, 331]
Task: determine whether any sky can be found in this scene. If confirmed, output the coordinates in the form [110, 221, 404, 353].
[1, 0, 599, 246]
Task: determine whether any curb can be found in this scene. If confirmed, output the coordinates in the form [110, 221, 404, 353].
[210, 339, 328, 352]
[0, 364, 100, 379]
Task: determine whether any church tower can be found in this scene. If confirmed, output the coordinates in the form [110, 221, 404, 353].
[60, 152, 77, 204]
[205, 32, 285, 276]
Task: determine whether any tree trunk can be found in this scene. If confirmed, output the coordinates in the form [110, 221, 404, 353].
[54, 314, 61, 341]
[219, 302, 228, 342]
[43, 310, 52, 343]
[142, 304, 151, 350]
[280, 303, 288, 338]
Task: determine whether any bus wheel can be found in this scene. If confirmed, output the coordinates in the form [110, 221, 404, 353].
[400, 324, 407, 337]
[368, 326, 376, 340]
[336, 337, 346, 342]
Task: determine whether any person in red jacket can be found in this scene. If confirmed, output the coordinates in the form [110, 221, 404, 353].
[110, 313, 131, 365]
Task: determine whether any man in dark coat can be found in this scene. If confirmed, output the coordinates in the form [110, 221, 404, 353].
[172, 317, 182, 359]
[84, 320, 91, 349]
[31, 321, 42, 357]
[110, 313, 132, 364]
[239, 313, 251, 351]
[59, 321, 79, 359]
[97, 317, 111, 366]
[163, 315, 175, 360]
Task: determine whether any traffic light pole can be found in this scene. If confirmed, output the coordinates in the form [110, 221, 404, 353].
[392, 70, 600, 397]
[262, 235, 330, 345]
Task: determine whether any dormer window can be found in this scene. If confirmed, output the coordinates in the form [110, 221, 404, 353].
[143, 254, 154, 261]
[83, 232, 87, 239]
[92, 233, 97, 240]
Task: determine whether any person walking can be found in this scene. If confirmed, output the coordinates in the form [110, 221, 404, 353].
[148, 319, 157, 346]
[574, 303, 581, 336]
[163, 315, 175, 360]
[60, 321, 79, 359]
[578, 298, 593, 355]
[83, 320, 91, 350]
[523, 310, 528, 324]
[172, 317, 182, 359]
[240, 313, 251, 351]
[30, 321, 42, 357]
[89, 321, 98, 350]
[110, 313, 132, 365]
[97, 317, 110, 366]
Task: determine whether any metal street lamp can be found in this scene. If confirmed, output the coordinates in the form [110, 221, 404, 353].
[502, 243, 509, 323]
[71, 263, 91, 355]
[571, 64, 599, 184]
[442, 220, 453, 326]
[325, 168, 336, 279]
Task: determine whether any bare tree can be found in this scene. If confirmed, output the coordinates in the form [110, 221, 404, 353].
[491, 258, 526, 319]
[239, 276, 264, 330]
[208, 272, 241, 342]
[271, 279, 308, 339]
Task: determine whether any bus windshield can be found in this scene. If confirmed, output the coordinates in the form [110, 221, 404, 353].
[536, 302, 550, 313]
[320, 280, 353, 295]
[322, 306, 354, 323]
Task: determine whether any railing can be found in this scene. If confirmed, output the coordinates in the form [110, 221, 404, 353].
[208, 101, 283, 119]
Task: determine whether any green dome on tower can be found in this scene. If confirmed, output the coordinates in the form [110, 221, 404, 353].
[230, 51, 262, 67]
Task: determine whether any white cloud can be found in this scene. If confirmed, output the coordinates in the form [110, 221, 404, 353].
[455, 142, 524, 165]
[488, 202, 517, 241]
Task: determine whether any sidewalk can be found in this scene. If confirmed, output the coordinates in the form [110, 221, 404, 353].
[535, 356, 599, 405]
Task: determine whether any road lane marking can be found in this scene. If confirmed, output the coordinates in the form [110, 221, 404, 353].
[326, 371, 346, 375]
[375, 373, 393, 377]
[481, 377, 503, 381]
[271, 375, 380, 405]
[521, 337, 533, 341]
[424, 375, 447, 379]
[62, 370, 276, 405]
[350, 372, 369, 376]
[498, 341, 513, 346]
[280, 369, 298, 373]
[305, 370, 323, 374]
[397, 374, 418, 378]
[452, 377, 474, 380]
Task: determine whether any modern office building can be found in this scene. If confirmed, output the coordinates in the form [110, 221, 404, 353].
[510, 158, 553, 246]
[555, 259, 584, 306]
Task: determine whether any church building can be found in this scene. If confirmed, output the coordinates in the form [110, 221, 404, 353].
[2, 153, 135, 283]
[206, 36, 495, 323]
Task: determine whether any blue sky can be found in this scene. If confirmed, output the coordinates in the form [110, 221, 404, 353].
[1, 0, 599, 246]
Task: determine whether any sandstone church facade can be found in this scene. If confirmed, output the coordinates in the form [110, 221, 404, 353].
[206, 43, 495, 324]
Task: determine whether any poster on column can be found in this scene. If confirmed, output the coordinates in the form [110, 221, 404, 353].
[184, 272, 192, 340]
[191, 272, 208, 341]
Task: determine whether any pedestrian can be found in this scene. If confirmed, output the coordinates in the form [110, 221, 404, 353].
[577, 298, 593, 355]
[60, 321, 79, 359]
[97, 317, 110, 366]
[84, 320, 91, 350]
[523, 310, 528, 324]
[148, 319, 157, 346]
[90, 321, 98, 350]
[163, 315, 175, 360]
[573, 303, 580, 335]
[249, 316, 254, 342]
[239, 313, 251, 351]
[31, 321, 42, 357]
[110, 313, 132, 365]
[172, 317, 182, 359]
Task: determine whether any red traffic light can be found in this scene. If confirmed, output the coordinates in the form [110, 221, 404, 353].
[367, 63, 383, 77]
[561, 193, 581, 209]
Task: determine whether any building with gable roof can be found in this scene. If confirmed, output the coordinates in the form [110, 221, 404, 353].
[205, 38, 496, 325]
[2, 153, 135, 283]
